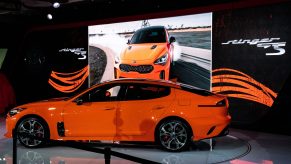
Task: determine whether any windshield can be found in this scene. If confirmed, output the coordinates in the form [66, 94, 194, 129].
[64, 80, 112, 101]
[64, 88, 86, 101]
[130, 27, 166, 44]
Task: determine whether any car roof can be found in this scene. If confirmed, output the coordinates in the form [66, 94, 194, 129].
[94, 78, 180, 88]
[68, 78, 211, 101]
[92, 78, 213, 96]
[107, 79, 212, 95]
[137, 26, 166, 31]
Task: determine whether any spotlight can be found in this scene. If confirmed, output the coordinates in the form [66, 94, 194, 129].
[53, 2, 60, 8]
[47, 14, 53, 20]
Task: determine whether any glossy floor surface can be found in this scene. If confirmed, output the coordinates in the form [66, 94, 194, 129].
[1, 116, 291, 164]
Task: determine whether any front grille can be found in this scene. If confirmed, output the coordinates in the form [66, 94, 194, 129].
[119, 64, 153, 74]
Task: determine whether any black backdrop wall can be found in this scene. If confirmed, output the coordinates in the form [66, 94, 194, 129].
[212, 3, 291, 134]
[2, 27, 88, 104]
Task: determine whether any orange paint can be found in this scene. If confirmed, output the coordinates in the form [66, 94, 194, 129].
[114, 26, 174, 80]
[212, 68, 277, 107]
[48, 65, 89, 93]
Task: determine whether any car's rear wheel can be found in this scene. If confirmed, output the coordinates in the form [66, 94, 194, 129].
[16, 117, 49, 148]
[157, 119, 191, 152]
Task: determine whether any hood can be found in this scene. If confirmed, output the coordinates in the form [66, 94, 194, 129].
[38, 97, 68, 102]
[17, 97, 68, 108]
[120, 43, 167, 61]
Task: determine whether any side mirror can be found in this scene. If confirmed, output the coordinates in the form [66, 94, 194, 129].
[169, 36, 176, 44]
[105, 91, 111, 97]
[127, 39, 130, 44]
[74, 98, 83, 105]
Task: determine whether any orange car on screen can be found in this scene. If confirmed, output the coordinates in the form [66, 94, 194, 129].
[5, 79, 230, 152]
[114, 26, 175, 80]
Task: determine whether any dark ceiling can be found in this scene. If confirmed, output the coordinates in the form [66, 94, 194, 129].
[0, 0, 289, 27]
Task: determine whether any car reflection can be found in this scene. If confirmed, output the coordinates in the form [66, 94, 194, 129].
[1, 135, 250, 164]
[3, 146, 135, 164]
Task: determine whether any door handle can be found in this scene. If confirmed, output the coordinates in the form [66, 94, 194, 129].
[153, 106, 165, 110]
[104, 107, 115, 110]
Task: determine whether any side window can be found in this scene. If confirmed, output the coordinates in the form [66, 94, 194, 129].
[80, 85, 122, 102]
[124, 84, 170, 100]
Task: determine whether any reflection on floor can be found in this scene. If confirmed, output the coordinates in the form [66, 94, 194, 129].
[1, 116, 291, 164]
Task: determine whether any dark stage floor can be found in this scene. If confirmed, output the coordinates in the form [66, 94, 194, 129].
[1, 116, 291, 164]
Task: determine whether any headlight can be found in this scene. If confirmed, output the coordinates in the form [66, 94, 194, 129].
[9, 108, 26, 117]
[115, 56, 120, 64]
[154, 53, 168, 65]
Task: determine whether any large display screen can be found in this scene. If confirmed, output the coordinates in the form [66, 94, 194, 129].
[88, 13, 212, 90]
[0, 49, 7, 69]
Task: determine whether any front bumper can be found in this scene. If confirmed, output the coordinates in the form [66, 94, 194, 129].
[115, 62, 170, 80]
[4, 115, 17, 138]
[116, 68, 167, 79]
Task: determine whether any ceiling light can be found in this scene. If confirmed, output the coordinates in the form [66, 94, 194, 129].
[47, 14, 53, 20]
[53, 2, 60, 8]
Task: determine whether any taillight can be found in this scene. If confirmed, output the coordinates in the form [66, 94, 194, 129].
[198, 98, 228, 108]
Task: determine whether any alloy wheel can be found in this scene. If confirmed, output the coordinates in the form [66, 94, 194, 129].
[17, 118, 45, 147]
[159, 120, 188, 151]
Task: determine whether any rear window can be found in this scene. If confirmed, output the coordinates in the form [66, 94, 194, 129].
[180, 84, 213, 96]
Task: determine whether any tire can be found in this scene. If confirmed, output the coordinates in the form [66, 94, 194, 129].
[156, 119, 192, 152]
[16, 117, 49, 148]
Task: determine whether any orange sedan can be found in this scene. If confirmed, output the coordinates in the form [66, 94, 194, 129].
[5, 79, 230, 152]
[114, 26, 175, 80]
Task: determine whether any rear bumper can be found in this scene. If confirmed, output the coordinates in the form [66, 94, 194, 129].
[190, 115, 231, 141]
[217, 125, 229, 137]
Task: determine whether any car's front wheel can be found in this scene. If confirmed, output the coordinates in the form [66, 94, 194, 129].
[157, 119, 192, 152]
[16, 117, 49, 148]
